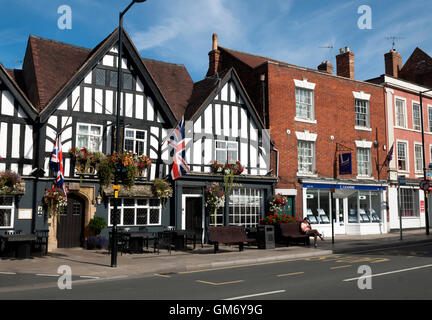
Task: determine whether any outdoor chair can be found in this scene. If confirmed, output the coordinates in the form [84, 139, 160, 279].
[35, 229, 49, 255]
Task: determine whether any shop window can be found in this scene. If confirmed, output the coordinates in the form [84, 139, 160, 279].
[400, 189, 419, 217]
[348, 190, 381, 223]
[229, 188, 262, 228]
[306, 189, 330, 222]
[109, 198, 161, 226]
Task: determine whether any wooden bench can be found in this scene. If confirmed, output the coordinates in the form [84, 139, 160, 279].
[279, 223, 310, 246]
[208, 226, 256, 253]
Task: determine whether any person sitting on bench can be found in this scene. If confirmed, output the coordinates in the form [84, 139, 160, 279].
[300, 218, 325, 247]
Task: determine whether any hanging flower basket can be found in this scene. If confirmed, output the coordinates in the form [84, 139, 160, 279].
[209, 160, 244, 195]
[136, 155, 151, 177]
[0, 170, 24, 195]
[43, 186, 67, 221]
[269, 193, 288, 214]
[69, 147, 101, 175]
[153, 178, 173, 208]
[205, 182, 225, 225]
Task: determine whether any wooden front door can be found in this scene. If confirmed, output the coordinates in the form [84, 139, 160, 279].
[57, 194, 85, 248]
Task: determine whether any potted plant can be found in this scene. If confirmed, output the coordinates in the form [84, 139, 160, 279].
[136, 154, 151, 177]
[205, 182, 225, 225]
[269, 193, 288, 214]
[87, 216, 107, 250]
[69, 147, 99, 174]
[43, 186, 67, 221]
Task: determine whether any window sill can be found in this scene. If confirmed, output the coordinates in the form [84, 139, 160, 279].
[297, 172, 318, 178]
[294, 117, 317, 124]
[354, 126, 372, 132]
[356, 175, 374, 180]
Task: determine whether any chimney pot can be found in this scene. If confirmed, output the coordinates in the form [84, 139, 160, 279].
[318, 60, 333, 74]
[212, 33, 218, 51]
[206, 33, 221, 77]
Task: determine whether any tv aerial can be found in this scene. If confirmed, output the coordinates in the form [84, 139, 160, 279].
[385, 36, 405, 50]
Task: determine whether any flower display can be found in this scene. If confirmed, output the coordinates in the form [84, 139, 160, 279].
[43, 186, 67, 219]
[205, 182, 225, 224]
[0, 170, 23, 194]
[69, 147, 101, 174]
[136, 155, 152, 173]
[210, 160, 245, 195]
[269, 193, 288, 213]
[260, 213, 299, 226]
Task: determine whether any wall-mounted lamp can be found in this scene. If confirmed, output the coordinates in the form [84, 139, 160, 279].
[286, 129, 291, 135]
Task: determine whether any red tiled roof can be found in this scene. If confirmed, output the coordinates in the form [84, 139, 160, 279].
[219, 46, 289, 69]
[24, 35, 91, 111]
[142, 58, 193, 121]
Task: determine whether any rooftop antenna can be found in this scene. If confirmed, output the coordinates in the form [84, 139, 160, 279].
[385, 36, 405, 50]
[319, 44, 334, 61]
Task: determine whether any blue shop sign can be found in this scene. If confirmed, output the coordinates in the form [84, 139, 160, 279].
[303, 183, 385, 191]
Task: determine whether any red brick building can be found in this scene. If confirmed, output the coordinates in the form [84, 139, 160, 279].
[207, 35, 388, 235]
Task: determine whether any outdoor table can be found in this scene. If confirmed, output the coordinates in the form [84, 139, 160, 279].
[125, 231, 158, 253]
[0, 234, 37, 259]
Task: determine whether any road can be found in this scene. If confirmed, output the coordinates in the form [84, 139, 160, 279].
[1, 241, 431, 301]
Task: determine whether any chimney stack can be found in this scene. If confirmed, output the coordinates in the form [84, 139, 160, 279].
[336, 47, 355, 79]
[318, 60, 333, 74]
[206, 33, 221, 77]
[384, 49, 402, 77]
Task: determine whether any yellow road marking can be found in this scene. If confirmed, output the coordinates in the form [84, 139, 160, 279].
[330, 265, 352, 270]
[276, 271, 304, 277]
[370, 258, 390, 263]
[196, 280, 244, 286]
[154, 273, 171, 278]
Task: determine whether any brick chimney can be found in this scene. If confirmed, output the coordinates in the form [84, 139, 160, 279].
[206, 33, 221, 77]
[384, 49, 402, 77]
[318, 60, 333, 74]
[336, 47, 355, 79]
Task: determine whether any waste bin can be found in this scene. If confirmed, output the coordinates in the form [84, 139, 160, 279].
[257, 225, 275, 249]
[16, 243, 31, 259]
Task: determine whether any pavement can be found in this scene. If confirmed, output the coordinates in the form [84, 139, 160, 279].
[0, 229, 430, 280]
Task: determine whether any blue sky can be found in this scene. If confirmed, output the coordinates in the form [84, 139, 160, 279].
[1, 0, 431, 82]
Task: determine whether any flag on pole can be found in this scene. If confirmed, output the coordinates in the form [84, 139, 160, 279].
[168, 117, 190, 180]
[50, 134, 67, 198]
[383, 143, 394, 167]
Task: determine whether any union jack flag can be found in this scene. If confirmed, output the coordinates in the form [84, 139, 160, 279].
[168, 117, 190, 180]
[50, 134, 67, 198]
[383, 143, 394, 167]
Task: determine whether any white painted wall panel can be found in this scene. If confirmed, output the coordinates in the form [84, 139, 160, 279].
[240, 142, 248, 167]
[125, 93, 133, 118]
[232, 106, 238, 138]
[147, 96, 154, 121]
[223, 105, 230, 137]
[240, 107, 248, 138]
[102, 55, 114, 67]
[72, 87, 80, 110]
[221, 83, 228, 101]
[150, 126, 159, 159]
[95, 89, 103, 114]
[136, 78, 144, 92]
[230, 82, 236, 102]
[194, 117, 201, 134]
[193, 139, 201, 169]
[1, 90, 14, 116]
[17, 107, 27, 118]
[10, 163, 18, 173]
[136, 95, 144, 119]
[105, 90, 113, 115]
[11, 124, 20, 158]
[250, 122, 258, 141]
[23, 164, 32, 176]
[44, 158, 49, 176]
[161, 129, 169, 161]
[214, 104, 221, 135]
[84, 71, 92, 84]
[0, 123, 7, 158]
[84, 87, 92, 112]
[203, 138, 212, 171]
[58, 98, 68, 111]
[204, 105, 212, 134]
[24, 125, 33, 159]
[64, 158, 70, 177]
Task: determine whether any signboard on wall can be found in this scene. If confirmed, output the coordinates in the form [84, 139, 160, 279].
[339, 153, 352, 175]
[420, 200, 425, 213]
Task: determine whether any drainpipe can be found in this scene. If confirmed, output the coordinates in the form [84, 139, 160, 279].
[272, 145, 279, 178]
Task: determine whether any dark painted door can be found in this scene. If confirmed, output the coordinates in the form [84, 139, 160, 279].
[185, 197, 203, 230]
[280, 196, 294, 217]
[57, 194, 84, 248]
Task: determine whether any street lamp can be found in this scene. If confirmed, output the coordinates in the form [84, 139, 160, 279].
[419, 88, 432, 236]
[111, 0, 147, 268]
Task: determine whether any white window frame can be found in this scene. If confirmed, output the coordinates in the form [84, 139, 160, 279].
[356, 147, 372, 177]
[396, 140, 409, 173]
[297, 140, 315, 175]
[412, 101, 421, 131]
[428, 105, 432, 132]
[0, 196, 15, 229]
[76, 123, 103, 152]
[108, 198, 162, 226]
[394, 97, 407, 128]
[414, 142, 424, 173]
[399, 187, 420, 217]
[295, 87, 315, 122]
[124, 128, 147, 155]
[354, 99, 370, 129]
[229, 188, 262, 228]
[215, 140, 238, 162]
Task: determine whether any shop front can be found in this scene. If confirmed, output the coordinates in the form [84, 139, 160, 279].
[301, 181, 388, 235]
